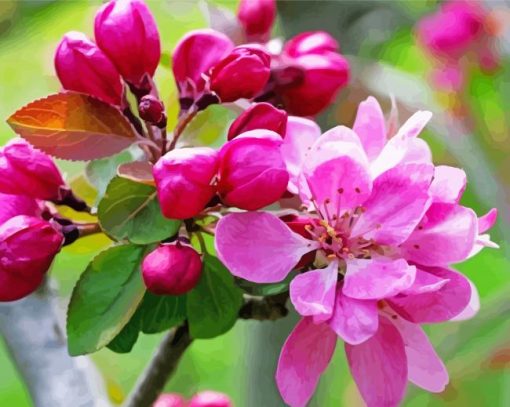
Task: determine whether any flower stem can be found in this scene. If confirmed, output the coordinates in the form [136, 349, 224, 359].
[168, 109, 198, 151]
[77, 222, 102, 238]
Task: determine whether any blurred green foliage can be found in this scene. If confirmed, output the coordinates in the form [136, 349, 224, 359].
[1, 1, 509, 406]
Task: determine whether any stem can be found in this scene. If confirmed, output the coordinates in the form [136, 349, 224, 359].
[123, 325, 192, 407]
[77, 222, 102, 238]
[160, 128, 168, 156]
[168, 109, 198, 151]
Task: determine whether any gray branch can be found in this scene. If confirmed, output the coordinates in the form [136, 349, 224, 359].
[0, 279, 110, 407]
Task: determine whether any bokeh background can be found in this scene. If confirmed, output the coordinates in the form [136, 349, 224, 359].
[1, 0, 509, 406]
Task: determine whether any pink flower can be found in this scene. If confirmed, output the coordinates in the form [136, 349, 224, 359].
[154, 147, 219, 220]
[217, 130, 289, 210]
[153, 393, 187, 407]
[0, 138, 65, 201]
[54, 31, 123, 105]
[210, 46, 271, 103]
[215, 96, 495, 406]
[237, 0, 276, 43]
[94, 0, 160, 87]
[0, 215, 63, 302]
[227, 102, 287, 141]
[142, 243, 202, 295]
[188, 391, 233, 407]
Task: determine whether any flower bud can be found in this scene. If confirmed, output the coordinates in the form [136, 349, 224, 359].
[227, 102, 287, 141]
[283, 31, 339, 57]
[138, 95, 166, 127]
[172, 29, 234, 99]
[142, 243, 202, 296]
[94, 0, 160, 86]
[154, 147, 219, 220]
[237, 0, 276, 43]
[277, 52, 349, 116]
[0, 215, 63, 302]
[153, 393, 187, 407]
[217, 130, 289, 210]
[189, 391, 233, 407]
[0, 139, 65, 201]
[210, 46, 271, 103]
[54, 31, 123, 105]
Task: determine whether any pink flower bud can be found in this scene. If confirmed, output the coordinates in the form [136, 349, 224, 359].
[142, 243, 202, 296]
[54, 31, 123, 105]
[217, 130, 289, 210]
[0, 139, 65, 201]
[0, 193, 41, 225]
[277, 52, 349, 116]
[189, 391, 233, 407]
[210, 46, 271, 103]
[139, 95, 166, 126]
[154, 147, 219, 220]
[172, 29, 234, 97]
[228, 103, 287, 141]
[153, 393, 187, 407]
[237, 0, 276, 43]
[94, 0, 160, 86]
[283, 31, 339, 57]
[0, 215, 63, 302]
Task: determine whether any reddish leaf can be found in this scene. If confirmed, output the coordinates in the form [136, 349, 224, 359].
[7, 92, 136, 161]
[117, 161, 155, 186]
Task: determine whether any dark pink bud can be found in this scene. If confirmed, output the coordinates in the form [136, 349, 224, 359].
[0, 215, 63, 302]
[0, 193, 40, 225]
[54, 31, 123, 105]
[283, 31, 339, 57]
[228, 102, 287, 140]
[142, 243, 202, 296]
[189, 391, 233, 407]
[217, 130, 288, 210]
[278, 52, 349, 116]
[153, 394, 187, 407]
[237, 0, 276, 43]
[154, 147, 219, 220]
[0, 139, 65, 201]
[139, 95, 166, 126]
[94, 0, 160, 86]
[172, 29, 234, 95]
[210, 46, 271, 103]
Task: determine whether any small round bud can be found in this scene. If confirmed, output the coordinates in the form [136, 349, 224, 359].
[139, 95, 166, 127]
[153, 393, 187, 407]
[142, 243, 203, 295]
[189, 391, 233, 407]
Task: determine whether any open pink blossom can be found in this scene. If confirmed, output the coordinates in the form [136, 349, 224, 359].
[215, 96, 496, 407]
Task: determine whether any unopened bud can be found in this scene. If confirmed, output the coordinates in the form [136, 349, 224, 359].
[139, 95, 166, 127]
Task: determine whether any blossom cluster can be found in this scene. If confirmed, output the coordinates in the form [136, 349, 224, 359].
[1, 0, 499, 407]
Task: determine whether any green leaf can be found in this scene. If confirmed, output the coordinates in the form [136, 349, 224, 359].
[187, 254, 243, 339]
[106, 316, 140, 354]
[98, 176, 181, 244]
[235, 271, 298, 296]
[67, 244, 148, 356]
[139, 292, 187, 334]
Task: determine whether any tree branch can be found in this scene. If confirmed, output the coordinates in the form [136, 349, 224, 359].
[0, 279, 110, 407]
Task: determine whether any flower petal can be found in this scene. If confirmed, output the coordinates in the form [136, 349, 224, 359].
[478, 208, 498, 234]
[290, 261, 338, 320]
[276, 317, 337, 407]
[328, 285, 378, 345]
[390, 314, 448, 393]
[395, 110, 433, 139]
[402, 203, 477, 266]
[343, 258, 416, 300]
[400, 268, 450, 296]
[353, 96, 387, 161]
[429, 166, 466, 204]
[351, 163, 433, 245]
[450, 279, 480, 321]
[345, 316, 408, 407]
[388, 267, 472, 323]
[215, 212, 317, 283]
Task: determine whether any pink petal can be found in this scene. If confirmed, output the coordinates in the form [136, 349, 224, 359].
[328, 285, 378, 345]
[450, 279, 480, 321]
[343, 258, 416, 300]
[400, 268, 450, 296]
[402, 203, 477, 266]
[351, 163, 433, 245]
[215, 212, 317, 283]
[390, 314, 448, 393]
[429, 166, 466, 204]
[478, 208, 498, 234]
[345, 316, 408, 407]
[281, 117, 321, 194]
[290, 261, 338, 320]
[388, 267, 472, 323]
[400, 138, 432, 165]
[353, 96, 387, 161]
[395, 110, 433, 139]
[276, 317, 337, 407]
